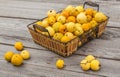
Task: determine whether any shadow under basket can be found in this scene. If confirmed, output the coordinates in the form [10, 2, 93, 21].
[27, 18, 109, 57]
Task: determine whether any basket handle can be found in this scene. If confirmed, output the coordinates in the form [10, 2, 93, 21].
[33, 24, 51, 38]
[83, 1, 99, 11]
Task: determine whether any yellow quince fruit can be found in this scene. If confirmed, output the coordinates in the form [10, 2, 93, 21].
[11, 54, 23, 66]
[20, 50, 30, 60]
[14, 42, 24, 51]
[56, 59, 65, 69]
[4, 51, 14, 62]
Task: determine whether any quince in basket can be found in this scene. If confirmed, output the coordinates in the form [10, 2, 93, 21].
[35, 5, 108, 43]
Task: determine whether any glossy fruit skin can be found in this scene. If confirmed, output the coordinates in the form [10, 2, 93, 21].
[94, 12, 107, 23]
[4, 51, 14, 62]
[57, 15, 66, 24]
[46, 26, 55, 36]
[61, 36, 70, 43]
[53, 33, 63, 40]
[52, 22, 62, 32]
[66, 22, 76, 33]
[20, 50, 30, 60]
[59, 25, 66, 34]
[14, 42, 24, 51]
[56, 59, 65, 69]
[64, 32, 74, 40]
[77, 12, 87, 24]
[47, 10, 56, 17]
[85, 55, 95, 62]
[48, 16, 56, 26]
[81, 23, 91, 32]
[80, 59, 90, 71]
[67, 16, 76, 23]
[90, 60, 100, 71]
[11, 54, 23, 66]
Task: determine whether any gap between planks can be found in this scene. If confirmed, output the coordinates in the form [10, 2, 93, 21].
[0, 59, 106, 77]
[0, 15, 119, 29]
[1, 41, 120, 62]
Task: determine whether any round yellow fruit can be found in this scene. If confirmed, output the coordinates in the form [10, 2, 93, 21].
[61, 10, 69, 18]
[77, 12, 87, 24]
[75, 6, 84, 13]
[61, 36, 70, 43]
[80, 59, 90, 71]
[11, 54, 23, 66]
[94, 12, 107, 23]
[56, 59, 64, 69]
[46, 26, 55, 36]
[66, 22, 76, 32]
[14, 42, 24, 51]
[4, 51, 14, 62]
[20, 50, 30, 60]
[81, 23, 91, 32]
[85, 55, 95, 62]
[53, 33, 63, 41]
[85, 8, 94, 16]
[90, 59, 100, 71]
[48, 16, 56, 25]
[47, 10, 56, 17]
[64, 32, 74, 40]
[57, 15, 66, 24]
[67, 16, 76, 23]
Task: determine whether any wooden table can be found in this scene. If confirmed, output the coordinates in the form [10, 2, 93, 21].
[0, 0, 120, 77]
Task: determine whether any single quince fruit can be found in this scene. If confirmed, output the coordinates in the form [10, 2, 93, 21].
[20, 50, 30, 60]
[52, 22, 62, 32]
[90, 59, 100, 71]
[77, 12, 87, 24]
[14, 42, 24, 51]
[85, 55, 95, 62]
[56, 59, 65, 69]
[47, 10, 56, 17]
[4, 51, 14, 62]
[53, 33, 63, 41]
[11, 54, 23, 66]
[64, 32, 74, 40]
[80, 59, 90, 71]
[46, 26, 55, 36]
[57, 15, 66, 24]
[61, 36, 70, 43]
[66, 22, 76, 32]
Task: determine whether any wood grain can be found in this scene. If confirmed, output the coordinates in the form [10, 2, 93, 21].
[0, 0, 119, 23]
[0, 17, 120, 60]
[0, 44, 120, 77]
[0, 0, 120, 76]
[0, 60, 101, 77]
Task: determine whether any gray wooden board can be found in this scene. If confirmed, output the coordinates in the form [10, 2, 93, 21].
[0, 17, 120, 60]
[0, 61, 101, 77]
[0, 44, 120, 77]
[0, 0, 119, 23]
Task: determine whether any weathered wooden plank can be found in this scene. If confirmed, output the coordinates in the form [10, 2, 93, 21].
[0, 61, 100, 77]
[0, 44, 120, 77]
[0, 17, 120, 60]
[0, 0, 119, 23]
[76, 28, 120, 60]
[0, 18, 46, 50]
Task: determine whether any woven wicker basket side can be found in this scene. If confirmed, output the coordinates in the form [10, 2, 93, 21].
[97, 19, 109, 38]
[28, 25, 79, 57]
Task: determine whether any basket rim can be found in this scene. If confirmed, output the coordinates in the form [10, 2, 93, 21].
[27, 15, 109, 45]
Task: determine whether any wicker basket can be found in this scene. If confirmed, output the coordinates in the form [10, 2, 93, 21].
[27, 1, 109, 57]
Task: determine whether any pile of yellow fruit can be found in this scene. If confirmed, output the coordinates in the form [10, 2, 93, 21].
[56, 55, 100, 71]
[4, 42, 30, 66]
[80, 55, 100, 71]
[35, 5, 107, 43]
